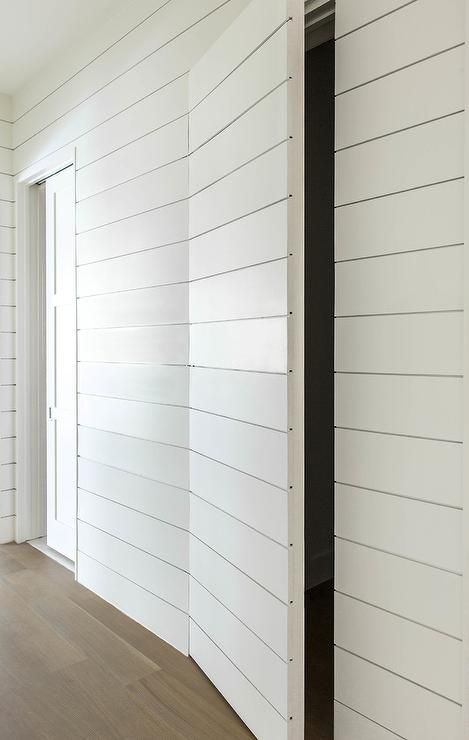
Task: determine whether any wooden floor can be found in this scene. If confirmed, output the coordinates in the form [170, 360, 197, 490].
[0, 543, 254, 739]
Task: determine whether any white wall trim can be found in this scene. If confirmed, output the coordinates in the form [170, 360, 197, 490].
[15, 146, 77, 561]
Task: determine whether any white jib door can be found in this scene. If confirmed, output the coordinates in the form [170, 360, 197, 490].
[45, 166, 77, 561]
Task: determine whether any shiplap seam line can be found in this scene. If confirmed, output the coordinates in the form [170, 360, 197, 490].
[78, 486, 188, 533]
[189, 18, 289, 113]
[336, 309, 463, 318]
[78, 238, 188, 267]
[335, 0, 417, 40]
[334, 370, 463, 378]
[76, 154, 188, 204]
[334, 700, 406, 739]
[189, 79, 290, 156]
[78, 423, 188, 451]
[78, 392, 287, 434]
[335, 242, 464, 264]
[335, 110, 465, 153]
[190, 532, 288, 606]
[335, 589, 462, 641]
[190, 573, 288, 662]
[13, 0, 175, 122]
[335, 480, 463, 511]
[78, 257, 287, 297]
[78, 454, 188, 493]
[190, 491, 288, 547]
[12, 71, 190, 178]
[335, 646, 462, 706]
[335, 42, 465, 97]
[191, 449, 288, 492]
[0, 199, 14, 205]
[335, 425, 462, 445]
[190, 617, 288, 720]
[77, 359, 287, 376]
[13, 0, 235, 149]
[335, 176, 464, 209]
[76, 112, 189, 172]
[77, 314, 288, 329]
[77, 541, 189, 610]
[335, 535, 463, 577]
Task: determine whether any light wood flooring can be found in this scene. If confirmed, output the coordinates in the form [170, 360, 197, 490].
[0, 543, 254, 739]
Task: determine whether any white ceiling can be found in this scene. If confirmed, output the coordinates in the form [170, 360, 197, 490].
[0, 0, 115, 95]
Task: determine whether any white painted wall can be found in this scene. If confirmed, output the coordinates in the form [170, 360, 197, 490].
[0, 93, 15, 545]
[334, 0, 464, 736]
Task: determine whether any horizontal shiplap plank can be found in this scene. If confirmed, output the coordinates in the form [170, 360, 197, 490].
[335, 179, 463, 261]
[77, 283, 188, 329]
[335, 427, 461, 508]
[190, 83, 287, 194]
[0, 464, 15, 492]
[190, 452, 287, 544]
[79, 395, 188, 448]
[191, 494, 287, 602]
[78, 427, 189, 491]
[0, 174, 13, 202]
[0, 228, 15, 255]
[78, 458, 188, 529]
[76, 201, 188, 266]
[190, 25, 287, 152]
[336, 113, 463, 206]
[76, 74, 189, 170]
[189, 0, 285, 108]
[76, 158, 187, 233]
[335, 313, 463, 375]
[0, 514, 15, 543]
[0, 120, 12, 148]
[0, 202, 14, 229]
[335, 593, 461, 701]
[336, 0, 464, 94]
[0, 334, 15, 359]
[0, 491, 15, 518]
[78, 363, 189, 406]
[335, 649, 461, 740]
[190, 410, 287, 489]
[336, 0, 421, 37]
[335, 374, 462, 442]
[1, 411, 15, 438]
[336, 484, 462, 572]
[0, 280, 15, 306]
[78, 489, 188, 571]
[334, 702, 402, 740]
[336, 538, 462, 637]
[190, 317, 287, 373]
[190, 366, 287, 430]
[14, 2, 246, 172]
[190, 536, 287, 659]
[78, 521, 188, 612]
[190, 622, 287, 740]
[78, 325, 188, 364]
[0, 306, 15, 332]
[190, 579, 287, 716]
[0, 438, 15, 465]
[0, 360, 15, 384]
[0, 386, 16, 412]
[78, 552, 188, 654]
[336, 46, 464, 150]
[189, 200, 287, 280]
[190, 260, 286, 323]
[77, 242, 188, 296]
[190, 144, 287, 238]
[336, 245, 462, 316]
[77, 116, 187, 201]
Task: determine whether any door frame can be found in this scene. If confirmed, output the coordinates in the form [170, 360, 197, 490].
[15, 146, 77, 573]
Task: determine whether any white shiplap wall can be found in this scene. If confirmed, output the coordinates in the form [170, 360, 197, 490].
[334, 0, 464, 737]
[188, 1, 302, 738]
[12, 0, 253, 654]
[0, 94, 15, 545]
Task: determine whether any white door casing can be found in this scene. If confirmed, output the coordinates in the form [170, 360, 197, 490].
[45, 166, 77, 561]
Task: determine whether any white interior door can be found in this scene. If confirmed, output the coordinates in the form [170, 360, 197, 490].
[45, 166, 76, 561]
